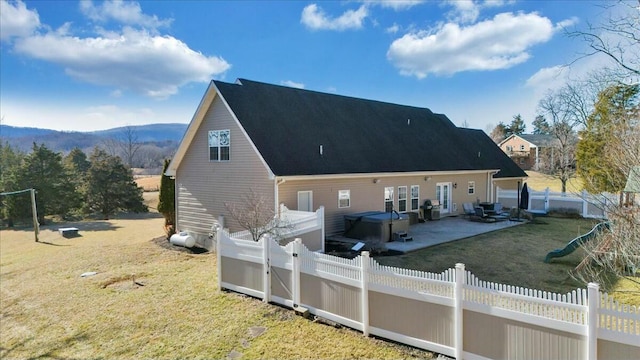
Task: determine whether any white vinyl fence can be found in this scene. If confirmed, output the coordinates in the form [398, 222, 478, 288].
[217, 234, 640, 360]
[496, 187, 617, 219]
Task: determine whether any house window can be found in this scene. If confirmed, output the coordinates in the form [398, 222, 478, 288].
[520, 144, 525, 151]
[384, 187, 394, 212]
[506, 145, 513, 152]
[468, 181, 475, 195]
[398, 186, 407, 212]
[410, 185, 419, 211]
[520, 158, 525, 165]
[208, 130, 230, 161]
[338, 190, 350, 208]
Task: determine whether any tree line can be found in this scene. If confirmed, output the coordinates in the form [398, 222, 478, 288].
[489, 1, 639, 288]
[1, 143, 147, 226]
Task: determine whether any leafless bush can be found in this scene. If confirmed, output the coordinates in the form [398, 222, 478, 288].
[224, 189, 293, 242]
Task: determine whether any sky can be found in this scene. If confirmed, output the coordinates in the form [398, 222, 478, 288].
[0, 0, 624, 133]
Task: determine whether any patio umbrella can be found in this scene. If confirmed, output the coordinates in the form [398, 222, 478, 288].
[519, 183, 529, 209]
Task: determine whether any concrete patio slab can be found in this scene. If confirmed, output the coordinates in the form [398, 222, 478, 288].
[328, 216, 527, 254]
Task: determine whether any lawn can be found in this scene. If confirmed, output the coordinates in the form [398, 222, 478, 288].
[524, 170, 583, 193]
[375, 216, 638, 305]
[0, 217, 432, 359]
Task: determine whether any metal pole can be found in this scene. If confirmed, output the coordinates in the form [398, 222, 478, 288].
[31, 188, 39, 242]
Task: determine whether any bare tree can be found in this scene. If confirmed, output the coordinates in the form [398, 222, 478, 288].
[567, 1, 640, 79]
[118, 126, 142, 168]
[98, 126, 142, 168]
[224, 189, 293, 242]
[537, 88, 580, 193]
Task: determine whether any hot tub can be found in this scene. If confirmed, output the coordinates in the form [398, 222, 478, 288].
[344, 211, 409, 243]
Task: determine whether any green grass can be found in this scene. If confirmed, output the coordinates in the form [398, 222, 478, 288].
[0, 218, 433, 360]
[375, 217, 603, 295]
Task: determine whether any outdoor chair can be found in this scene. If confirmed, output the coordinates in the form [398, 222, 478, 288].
[473, 207, 496, 222]
[463, 202, 475, 218]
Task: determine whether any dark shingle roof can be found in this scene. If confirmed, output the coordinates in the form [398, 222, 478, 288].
[458, 128, 527, 178]
[215, 79, 525, 178]
[519, 134, 559, 147]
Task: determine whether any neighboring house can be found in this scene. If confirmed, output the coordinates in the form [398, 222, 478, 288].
[166, 79, 527, 249]
[498, 134, 558, 171]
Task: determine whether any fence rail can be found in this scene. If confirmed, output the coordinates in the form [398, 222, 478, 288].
[496, 187, 617, 219]
[218, 232, 640, 360]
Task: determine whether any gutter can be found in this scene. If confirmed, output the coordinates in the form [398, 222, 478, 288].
[275, 177, 286, 216]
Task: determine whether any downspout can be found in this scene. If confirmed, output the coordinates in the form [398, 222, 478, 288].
[275, 177, 286, 217]
[488, 171, 498, 202]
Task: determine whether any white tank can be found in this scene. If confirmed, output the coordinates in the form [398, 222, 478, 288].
[170, 232, 196, 248]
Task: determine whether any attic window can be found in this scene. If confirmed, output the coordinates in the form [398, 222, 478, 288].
[209, 130, 230, 161]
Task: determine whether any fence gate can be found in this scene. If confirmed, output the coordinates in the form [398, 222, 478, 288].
[268, 239, 295, 307]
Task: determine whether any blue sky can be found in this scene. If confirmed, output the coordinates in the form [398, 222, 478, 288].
[0, 0, 620, 133]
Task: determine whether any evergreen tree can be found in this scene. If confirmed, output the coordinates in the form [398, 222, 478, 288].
[576, 84, 639, 194]
[64, 148, 91, 176]
[14, 144, 79, 224]
[157, 158, 175, 238]
[0, 143, 26, 225]
[532, 115, 551, 134]
[85, 148, 147, 219]
[507, 114, 526, 136]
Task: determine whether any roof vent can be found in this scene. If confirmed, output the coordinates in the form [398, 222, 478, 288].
[320, 145, 323, 156]
[407, 118, 411, 125]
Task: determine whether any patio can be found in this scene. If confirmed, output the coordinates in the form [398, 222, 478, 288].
[327, 215, 527, 254]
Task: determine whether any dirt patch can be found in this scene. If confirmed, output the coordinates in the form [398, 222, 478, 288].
[151, 236, 209, 254]
[100, 274, 147, 290]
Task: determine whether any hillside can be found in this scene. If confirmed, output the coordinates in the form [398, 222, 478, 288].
[0, 123, 186, 150]
[0, 123, 188, 172]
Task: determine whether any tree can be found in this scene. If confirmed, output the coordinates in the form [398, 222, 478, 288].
[532, 115, 551, 134]
[537, 89, 580, 193]
[568, 1, 639, 79]
[157, 158, 175, 238]
[576, 83, 639, 194]
[99, 126, 142, 168]
[13, 144, 79, 224]
[0, 142, 25, 225]
[84, 148, 147, 219]
[489, 122, 507, 143]
[224, 189, 293, 242]
[64, 147, 90, 176]
[118, 126, 142, 168]
[507, 114, 526, 136]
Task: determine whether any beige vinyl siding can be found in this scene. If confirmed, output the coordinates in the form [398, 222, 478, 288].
[176, 94, 273, 246]
[278, 173, 491, 235]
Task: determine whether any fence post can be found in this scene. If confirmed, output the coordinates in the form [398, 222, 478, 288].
[587, 283, 599, 360]
[545, 187, 550, 213]
[455, 263, 465, 360]
[582, 190, 589, 218]
[292, 238, 302, 308]
[319, 206, 325, 253]
[361, 251, 370, 337]
[262, 236, 271, 303]
[217, 228, 223, 291]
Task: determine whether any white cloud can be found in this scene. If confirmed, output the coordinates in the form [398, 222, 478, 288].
[14, 27, 230, 98]
[386, 23, 400, 34]
[280, 80, 305, 89]
[301, 4, 368, 31]
[445, 0, 480, 24]
[525, 65, 567, 92]
[374, 0, 424, 11]
[387, 12, 557, 78]
[79, 0, 172, 29]
[0, 0, 40, 41]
